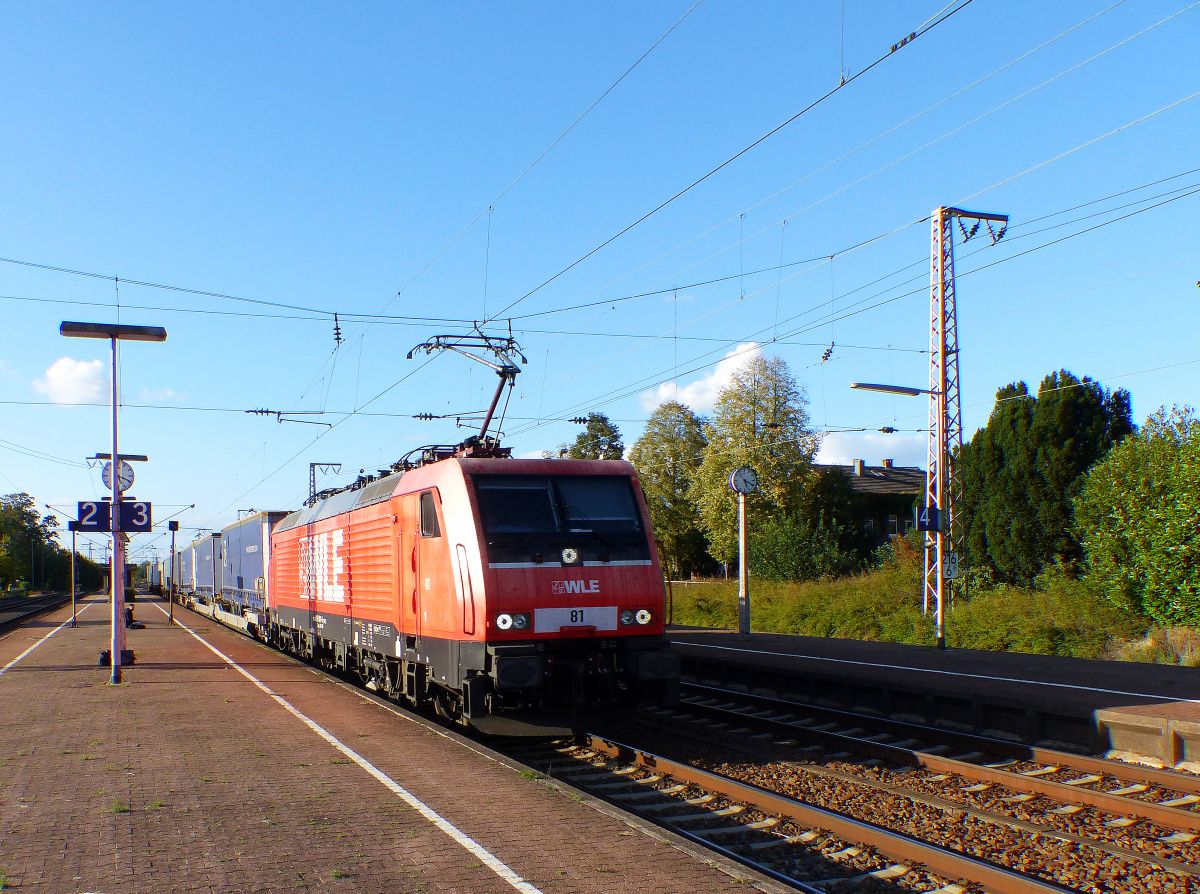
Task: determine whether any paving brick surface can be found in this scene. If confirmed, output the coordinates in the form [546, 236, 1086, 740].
[0, 598, 777, 894]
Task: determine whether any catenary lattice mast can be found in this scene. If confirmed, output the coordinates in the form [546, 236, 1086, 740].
[926, 206, 1007, 648]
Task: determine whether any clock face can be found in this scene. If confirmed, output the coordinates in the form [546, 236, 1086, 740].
[103, 460, 135, 493]
[729, 467, 759, 494]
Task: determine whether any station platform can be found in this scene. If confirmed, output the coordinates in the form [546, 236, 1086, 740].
[668, 629, 1200, 770]
[0, 598, 789, 894]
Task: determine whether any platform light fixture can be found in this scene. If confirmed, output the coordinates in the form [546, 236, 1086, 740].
[849, 382, 929, 398]
[60, 321, 167, 683]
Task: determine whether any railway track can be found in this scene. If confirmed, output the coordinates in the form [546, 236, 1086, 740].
[570, 685, 1200, 892]
[670, 684, 1200, 839]
[0, 591, 70, 633]
[508, 734, 1069, 894]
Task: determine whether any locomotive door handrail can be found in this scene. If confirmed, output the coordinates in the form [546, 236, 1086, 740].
[411, 537, 420, 638]
[455, 544, 475, 635]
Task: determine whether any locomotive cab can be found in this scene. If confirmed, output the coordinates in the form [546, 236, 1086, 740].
[463, 462, 679, 732]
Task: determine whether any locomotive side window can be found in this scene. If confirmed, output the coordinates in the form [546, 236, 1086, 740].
[420, 491, 441, 538]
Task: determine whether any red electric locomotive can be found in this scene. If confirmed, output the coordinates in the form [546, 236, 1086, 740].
[266, 443, 679, 734]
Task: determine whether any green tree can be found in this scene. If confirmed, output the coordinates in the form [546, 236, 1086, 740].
[956, 371, 1132, 586]
[562, 412, 624, 460]
[691, 355, 819, 563]
[629, 401, 711, 579]
[0, 493, 71, 591]
[1075, 407, 1200, 626]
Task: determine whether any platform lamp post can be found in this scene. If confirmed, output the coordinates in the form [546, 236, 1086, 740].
[60, 321, 167, 683]
[168, 520, 179, 624]
[850, 381, 951, 650]
[67, 520, 78, 627]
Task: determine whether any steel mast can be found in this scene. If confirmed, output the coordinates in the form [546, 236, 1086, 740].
[926, 206, 1007, 648]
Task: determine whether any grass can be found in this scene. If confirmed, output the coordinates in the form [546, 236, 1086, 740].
[669, 538, 1180, 662]
[518, 769, 544, 781]
[109, 801, 130, 814]
[331, 869, 353, 880]
[145, 800, 165, 810]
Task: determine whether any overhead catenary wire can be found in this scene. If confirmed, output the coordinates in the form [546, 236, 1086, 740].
[503, 0, 1131, 335]
[10, 171, 1180, 436]
[0, 436, 88, 468]
[485, 0, 979, 323]
[475, 0, 1176, 349]
[7, 167, 1192, 420]
[612, 0, 1189, 323]
[506, 182, 1200, 437]
[382, 1, 706, 313]
[247, 2, 708, 468]
[12, 156, 1194, 338]
[507, 89, 1200, 419]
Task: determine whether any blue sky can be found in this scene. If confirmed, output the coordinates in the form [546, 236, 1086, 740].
[3, 1, 1198, 565]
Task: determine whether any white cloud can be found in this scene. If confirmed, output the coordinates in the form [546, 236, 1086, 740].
[816, 430, 926, 469]
[641, 342, 761, 413]
[33, 357, 105, 404]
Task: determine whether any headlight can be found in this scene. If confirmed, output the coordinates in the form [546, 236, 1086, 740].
[620, 610, 634, 626]
[635, 609, 652, 625]
[561, 547, 579, 565]
[495, 613, 530, 631]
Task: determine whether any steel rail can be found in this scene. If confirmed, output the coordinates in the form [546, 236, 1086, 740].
[584, 734, 1072, 894]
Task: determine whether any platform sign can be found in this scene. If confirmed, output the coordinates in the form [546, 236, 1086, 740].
[74, 500, 152, 532]
[77, 500, 112, 532]
[120, 501, 153, 532]
[915, 505, 941, 532]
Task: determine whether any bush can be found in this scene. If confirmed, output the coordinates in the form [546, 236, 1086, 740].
[749, 513, 864, 582]
[946, 573, 1141, 657]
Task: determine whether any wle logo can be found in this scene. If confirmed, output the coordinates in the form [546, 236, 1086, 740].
[551, 579, 601, 595]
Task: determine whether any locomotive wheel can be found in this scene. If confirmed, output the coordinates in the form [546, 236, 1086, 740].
[433, 688, 463, 724]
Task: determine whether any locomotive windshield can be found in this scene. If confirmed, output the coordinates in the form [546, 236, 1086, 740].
[474, 474, 651, 564]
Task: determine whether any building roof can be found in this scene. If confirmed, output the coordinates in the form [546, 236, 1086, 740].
[817, 461, 924, 498]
